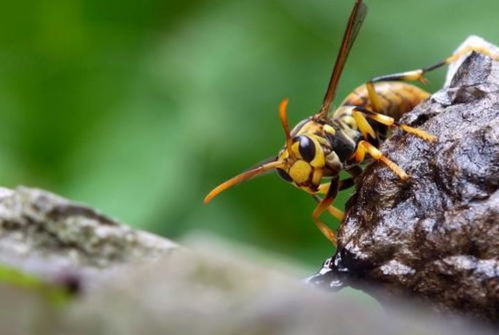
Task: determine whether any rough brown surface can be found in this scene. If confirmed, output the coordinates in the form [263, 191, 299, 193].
[311, 44, 499, 321]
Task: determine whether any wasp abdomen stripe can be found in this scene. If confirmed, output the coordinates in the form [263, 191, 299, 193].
[337, 81, 430, 121]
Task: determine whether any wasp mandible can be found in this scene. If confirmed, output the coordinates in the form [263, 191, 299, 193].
[204, 0, 498, 245]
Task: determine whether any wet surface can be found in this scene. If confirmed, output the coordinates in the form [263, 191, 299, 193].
[311, 51, 499, 321]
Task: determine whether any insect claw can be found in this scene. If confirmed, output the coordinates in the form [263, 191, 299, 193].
[419, 75, 429, 84]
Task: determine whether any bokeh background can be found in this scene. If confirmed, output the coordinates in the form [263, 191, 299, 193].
[1, 0, 498, 271]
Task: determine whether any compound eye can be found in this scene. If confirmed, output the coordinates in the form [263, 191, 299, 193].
[276, 168, 293, 182]
[297, 136, 316, 162]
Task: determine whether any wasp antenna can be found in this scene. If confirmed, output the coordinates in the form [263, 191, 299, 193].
[279, 98, 293, 154]
[204, 160, 283, 204]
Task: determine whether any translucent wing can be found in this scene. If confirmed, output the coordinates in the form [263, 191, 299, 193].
[319, 0, 367, 118]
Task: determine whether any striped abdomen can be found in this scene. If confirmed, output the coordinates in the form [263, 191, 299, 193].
[337, 81, 430, 121]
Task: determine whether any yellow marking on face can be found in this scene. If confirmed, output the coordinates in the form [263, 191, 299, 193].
[308, 136, 325, 168]
[312, 169, 323, 185]
[289, 160, 312, 184]
[291, 141, 301, 158]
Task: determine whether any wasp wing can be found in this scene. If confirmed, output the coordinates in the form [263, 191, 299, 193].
[319, 0, 367, 118]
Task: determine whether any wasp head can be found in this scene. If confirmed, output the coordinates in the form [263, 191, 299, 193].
[275, 129, 327, 194]
[204, 99, 344, 204]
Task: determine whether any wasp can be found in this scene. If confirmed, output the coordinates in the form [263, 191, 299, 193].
[204, 0, 498, 245]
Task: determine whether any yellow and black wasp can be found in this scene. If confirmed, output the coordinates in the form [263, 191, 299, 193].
[204, 0, 498, 245]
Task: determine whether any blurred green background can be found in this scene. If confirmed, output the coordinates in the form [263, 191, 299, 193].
[1, 0, 498, 270]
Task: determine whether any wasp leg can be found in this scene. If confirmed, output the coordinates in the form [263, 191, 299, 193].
[353, 140, 408, 180]
[317, 177, 345, 214]
[347, 165, 362, 176]
[366, 45, 499, 113]
[338, 177, 355, 190]
[317, 166, 363, 214]
[442, 45, 499, 67]
[371, 46, 499, 85]
[312, 167, 364, 245]
[312, 177, 341, 245]
[365, 45, 499, 113]
[353, 106, 436, 142]
[312, 195, 340, 245]
[351, 108, 377, 141]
